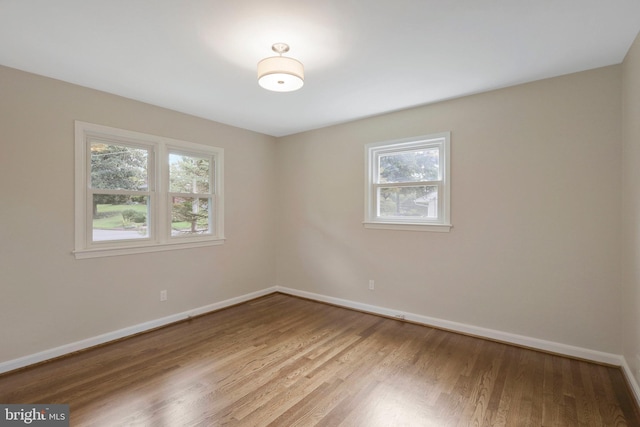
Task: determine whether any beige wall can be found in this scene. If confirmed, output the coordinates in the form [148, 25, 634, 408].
[622, 32, 640, 382]
[0, 65, 278, 363]
[277, 66, 622, 353]
[0, 57, 630, 366]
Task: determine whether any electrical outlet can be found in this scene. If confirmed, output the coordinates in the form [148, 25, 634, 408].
[369, 280, 375, 290]
[160, 290, 167, 301]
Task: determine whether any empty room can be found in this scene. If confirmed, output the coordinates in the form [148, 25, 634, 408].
[1, 1, 640, 425]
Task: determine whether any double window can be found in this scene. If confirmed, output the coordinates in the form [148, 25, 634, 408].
[364, 132, 451, 232]
[74, 122, 224, 258]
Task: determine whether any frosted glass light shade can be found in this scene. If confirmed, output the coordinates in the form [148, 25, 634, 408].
[257, 56, 304, 92]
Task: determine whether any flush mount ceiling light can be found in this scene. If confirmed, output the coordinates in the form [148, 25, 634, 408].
[257, 43, 304, 92]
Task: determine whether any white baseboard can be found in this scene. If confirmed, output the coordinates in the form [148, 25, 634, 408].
[2, 284, 636, 410]
[282, 280, 639, 408]
[621, 357, 640, 407]
[275, 286, 624, 367]
[0, 287, 277, 375]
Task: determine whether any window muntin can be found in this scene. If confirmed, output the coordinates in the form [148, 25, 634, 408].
[75, 122, 224, 258]
[365, 133, 451, 231]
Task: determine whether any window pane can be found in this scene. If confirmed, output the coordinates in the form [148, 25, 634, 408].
[169, 154, 211, 194]
[378, 148, 439, 183]
[91, 143, 148, 190]
[92, 195, 149, 241]
[378, 186, 438, 218]
[171, 196, 211, 236]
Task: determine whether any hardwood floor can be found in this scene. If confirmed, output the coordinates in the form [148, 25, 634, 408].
[1, 293, 638, 426]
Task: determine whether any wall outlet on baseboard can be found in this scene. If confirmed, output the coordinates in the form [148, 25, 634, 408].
[160, 290, 167, 302]
[368, 280, 375, 291]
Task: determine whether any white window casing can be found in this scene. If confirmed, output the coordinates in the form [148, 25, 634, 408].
[74, 121, 224, 259]
[364, 132, 451, 232]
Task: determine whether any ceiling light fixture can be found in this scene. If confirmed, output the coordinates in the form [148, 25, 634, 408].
[257, 43, 304, 92]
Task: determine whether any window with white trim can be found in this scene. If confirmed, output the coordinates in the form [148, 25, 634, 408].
[364, 132, 451, 232]
[74, 121, 224, 259]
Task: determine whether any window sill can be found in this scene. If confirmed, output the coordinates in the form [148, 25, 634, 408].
[363, 221, 452, 232]
[73, 238, 225, 259]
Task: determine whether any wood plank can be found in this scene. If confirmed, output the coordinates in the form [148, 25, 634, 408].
[0, 293, 637, 426]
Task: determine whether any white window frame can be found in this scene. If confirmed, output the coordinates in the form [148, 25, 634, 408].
[364, 132, 451, 232]
[74, 121, 224, 259]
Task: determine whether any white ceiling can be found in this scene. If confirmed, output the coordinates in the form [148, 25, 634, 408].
[1, 1, 639, 137]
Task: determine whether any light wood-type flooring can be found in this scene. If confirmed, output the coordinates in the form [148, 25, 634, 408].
[1, 293, 638, 426]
